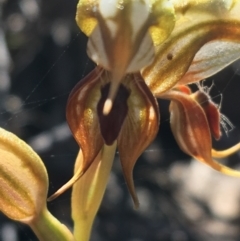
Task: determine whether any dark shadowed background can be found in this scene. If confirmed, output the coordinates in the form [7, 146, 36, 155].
[1, 0, 240, 241]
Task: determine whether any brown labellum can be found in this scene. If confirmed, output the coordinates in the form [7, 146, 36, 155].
[97, 83, 130, 145]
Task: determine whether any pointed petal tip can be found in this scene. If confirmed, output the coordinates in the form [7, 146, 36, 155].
[130, 187, 140, 210]
[123, 169, 140, 209]
[133, 199, 140, 210]
[212, 143, 240, 158]
[66, 67, 104, 186]
[47, 168, 83, 201]
[117, 75, 159, 209]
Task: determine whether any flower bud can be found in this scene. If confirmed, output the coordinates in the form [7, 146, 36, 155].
[0, 127, 48, 223]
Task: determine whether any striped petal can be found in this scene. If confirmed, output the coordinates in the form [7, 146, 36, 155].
[67, 67, 104, 177]
[191, 89, 221, 140]
[48, 67, 105, 200]
[118, 73, 159, 208]
[77, 0, 175, 71]
[178, 40, 240, 85]
[161, 87, 240, 177]
[142, 0, 240, 95]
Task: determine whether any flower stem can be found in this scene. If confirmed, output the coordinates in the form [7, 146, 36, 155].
[72, 142, 117, 241]
[29, 207, 75, 241]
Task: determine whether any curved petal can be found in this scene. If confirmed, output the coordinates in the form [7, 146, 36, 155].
[178, 41, 240, 85]
[161, 89, 240, 177]
[191, 90, 221, 140]
[172, 85, 221, 139]
[142, 1, 240, 95]
[67, 67, 105, 175]
[48, 68, 106, 200]
[118, 74, 159, 208]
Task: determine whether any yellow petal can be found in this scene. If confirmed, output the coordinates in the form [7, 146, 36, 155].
[178, 40, 240, 85]
[75, 0, 98, 36]
[172, 0, 235, 15]
[0, 128, 48, 223]
[118, 73, 159, 208]
[143, 0, 240, 94]
[149, 0, 176, 46]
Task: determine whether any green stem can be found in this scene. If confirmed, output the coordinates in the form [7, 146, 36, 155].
[72, 143, 117, 241]
[29, 207, 75, 241]
[72, 215, 92, 241]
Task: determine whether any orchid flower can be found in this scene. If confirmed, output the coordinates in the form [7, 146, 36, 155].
[48, 0, 240, 240]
